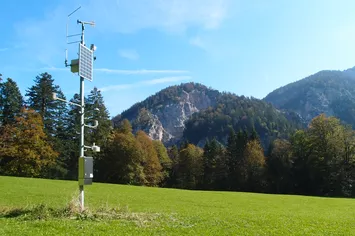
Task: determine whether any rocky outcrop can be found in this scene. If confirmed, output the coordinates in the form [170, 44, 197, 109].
[114, 83, 219, 145]
[264, 67, 355, 125]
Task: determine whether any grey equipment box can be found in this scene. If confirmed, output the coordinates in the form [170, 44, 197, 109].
[78, 156, 93, 185]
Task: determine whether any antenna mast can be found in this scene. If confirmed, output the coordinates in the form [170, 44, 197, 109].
[56, 6, 99, 212]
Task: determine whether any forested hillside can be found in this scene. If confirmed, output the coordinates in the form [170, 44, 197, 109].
[1, 72, 354, 198]
[183, 93, 303, 149]
[264, 67, 355, 127]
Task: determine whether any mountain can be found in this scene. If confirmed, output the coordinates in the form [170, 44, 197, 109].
[112, 83, 221, 145]
[113, 82, 302, 148]
[264, 67, 355, 126]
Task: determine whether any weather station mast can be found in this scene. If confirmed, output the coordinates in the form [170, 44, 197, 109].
[53, 6, 99, 211]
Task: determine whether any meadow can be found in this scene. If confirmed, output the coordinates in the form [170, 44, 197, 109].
[0, 176, 354, 235]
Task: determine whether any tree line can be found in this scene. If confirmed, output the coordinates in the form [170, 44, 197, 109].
[0, 73, 354, 197]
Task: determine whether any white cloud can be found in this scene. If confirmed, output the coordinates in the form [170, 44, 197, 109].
[94, 68, 189, 75]
[118, 49, 139, 60]
[99, 75, 191, 92]
[83, 0, 231, 33]
[189, 36, 206, 49]
[143, 76, 191, 85]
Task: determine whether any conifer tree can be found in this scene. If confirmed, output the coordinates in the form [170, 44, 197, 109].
[0, 78, 24, 126]
[203, 138, 226, 190]
[85, 87, 112, 150]
[26, 72, 63, 137]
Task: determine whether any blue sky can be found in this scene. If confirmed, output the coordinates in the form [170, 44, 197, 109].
[2, 0, 355, 117]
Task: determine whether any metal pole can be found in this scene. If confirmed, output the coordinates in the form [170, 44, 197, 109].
[79, 23, 85, 212]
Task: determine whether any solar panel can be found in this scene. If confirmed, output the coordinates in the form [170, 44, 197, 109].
[79, 44, 93, 81]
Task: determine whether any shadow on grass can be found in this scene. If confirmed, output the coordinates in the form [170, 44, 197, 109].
[1, 208, 32, 218]
[0, 203, 170, 228]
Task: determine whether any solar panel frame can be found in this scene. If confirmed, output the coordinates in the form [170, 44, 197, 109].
[79, 44, 94, 81]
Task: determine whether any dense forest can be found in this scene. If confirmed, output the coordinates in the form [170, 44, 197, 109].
[183, 92, 304, 149]
[0, 73, 354, 197]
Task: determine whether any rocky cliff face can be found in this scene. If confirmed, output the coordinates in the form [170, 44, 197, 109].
[113, 83, 220, 145]
[264, 67, 355, 125]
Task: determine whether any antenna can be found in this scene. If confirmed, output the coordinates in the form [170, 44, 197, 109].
[65, 6, 82, 67]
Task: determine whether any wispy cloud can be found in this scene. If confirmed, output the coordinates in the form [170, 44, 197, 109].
[40, 66, 67, 71]
[94, 68, 189, 75]
[100, 75, 192, 92]
[118, 49, 139, 60]
[39, 67, 189, 75]
[0, 48, 9, 52]
[84, 0, 231, 33]
[143, 76, 191, 85]
[189, 36, 206, 49]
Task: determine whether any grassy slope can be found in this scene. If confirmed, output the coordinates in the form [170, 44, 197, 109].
[0, 176, 354, 235]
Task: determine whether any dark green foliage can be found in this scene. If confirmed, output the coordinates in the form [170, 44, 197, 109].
[26, 72, 62, 136]
[202, 138, 227, 190]
[95, 124, 145, 185]
[85, 87, 112, 147]
[0, 78, 24, 125]
[266, 139, 293, 193]
[64, 93, 81, 179]
[175, 144, 204, 189]
[25, 73, 74, 179]
[183, 93, 302, 149]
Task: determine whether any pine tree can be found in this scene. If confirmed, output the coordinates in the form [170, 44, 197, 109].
[25, 72, 62, 137]
[0, 78, 24, 126]
[167, 145, 179, 187]
[85, 87, 112, 151]
[203, 138, 226, 190]
[26, 73, 74, 178]
[267, 139, 293, 193]
[226, 128, 238, 190]
[65, 93, 82, 179]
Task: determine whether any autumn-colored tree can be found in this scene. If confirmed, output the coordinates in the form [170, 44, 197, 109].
[95, 129, 145, 185]
[243, 139, 266, 192]
[0, 108, 58, 177]
[153, 140, 172, 186]
[117, 119, 133, 135]
[136, 131, 163, 186]
[176, 144, 204, 189]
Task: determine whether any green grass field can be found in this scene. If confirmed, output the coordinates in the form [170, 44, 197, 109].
[0, 176, 354, 235]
